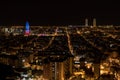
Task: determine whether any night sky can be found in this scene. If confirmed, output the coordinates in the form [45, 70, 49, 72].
[0, 1, 120, 26]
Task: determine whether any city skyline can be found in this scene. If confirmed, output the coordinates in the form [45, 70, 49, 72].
[0, 2, 120, 80]
[0, 25, 120, 80]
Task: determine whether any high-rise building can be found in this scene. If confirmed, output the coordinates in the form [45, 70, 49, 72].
[85, 18, 88, 26]
[93, 18, 96, 27]
[43, 59, 73, 80]
[25, 21, 30, 35]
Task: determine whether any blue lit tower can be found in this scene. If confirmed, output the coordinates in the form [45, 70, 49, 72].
[25, 21, 30, 35]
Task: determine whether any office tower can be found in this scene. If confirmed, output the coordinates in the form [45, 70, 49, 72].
[85, 18, 88, 26]
[43, 62, 63, 80]
[43, 61, 71, 80]
[51, 62, 65, 80]
[93, 18, 96, 27]
[25, 21, 30, 35]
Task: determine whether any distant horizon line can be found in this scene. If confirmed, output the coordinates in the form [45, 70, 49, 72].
[0, 18, 120, 26]
[0, 24, 118, 27]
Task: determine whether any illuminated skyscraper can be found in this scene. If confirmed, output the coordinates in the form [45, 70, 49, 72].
[93, 18, 96, 27]
[25, 21, 30, 35]
[85, 18, 88, 26]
